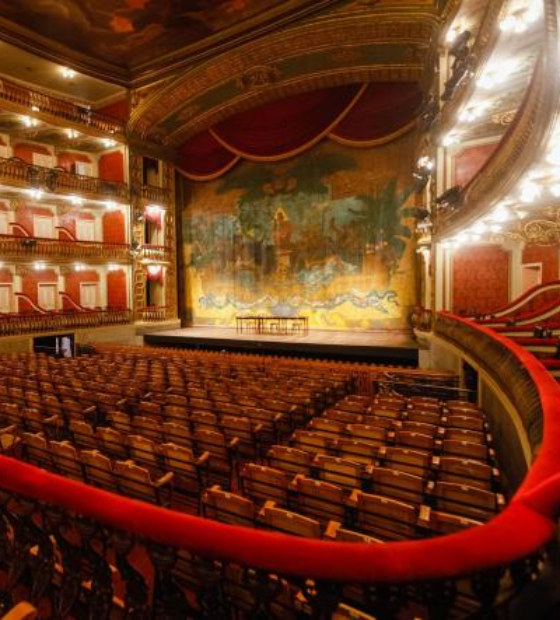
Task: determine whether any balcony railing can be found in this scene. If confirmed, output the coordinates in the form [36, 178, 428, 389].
[139, 244, 171, 262]
[0, 157, 129, 202]
[141, 184, 169, 206]
[0, 77, 125, 136]
[137, 305, 171, 322]
[0, 308, 131, 336]
[0, 234, 131, 260]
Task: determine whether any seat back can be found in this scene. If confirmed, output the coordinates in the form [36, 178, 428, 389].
[267, 445, 312, 476]
[241, 463, 290, 505]
[292, 430, 330, 455]
[295, 476, 345, 522]
[163, 422, 194, 449]
[114, 460, 158, 503]
[313, 454, 365, 489]
[203, 487, 255, 526]
[370, 467, 425, 504]
[50, 440, 83, 481]
[129, 434, 160, 470]
[80, 449, 117, 491]
[21, 432, 52, 470]
[260, 504, 322, 538]
[355, 491, 418, 540]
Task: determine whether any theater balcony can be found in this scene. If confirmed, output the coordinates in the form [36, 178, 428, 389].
[0, 156, 129, 204]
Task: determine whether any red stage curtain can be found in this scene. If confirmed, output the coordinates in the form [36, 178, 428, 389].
[211, 84, 363, 159]
[177, 130, 239, 180]
[330, 82, 423, 144]
[178, 81, 422, 180]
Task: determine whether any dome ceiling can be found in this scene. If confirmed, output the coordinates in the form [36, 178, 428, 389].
[0, 0, 340, 84]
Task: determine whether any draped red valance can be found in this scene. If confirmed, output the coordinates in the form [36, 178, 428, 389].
[177, 82, 422, 181]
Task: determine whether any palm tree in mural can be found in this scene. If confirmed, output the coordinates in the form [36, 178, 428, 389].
[352, 178, 414, 274]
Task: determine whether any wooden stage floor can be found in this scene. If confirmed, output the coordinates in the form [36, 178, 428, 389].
[144, 326, 418, 365]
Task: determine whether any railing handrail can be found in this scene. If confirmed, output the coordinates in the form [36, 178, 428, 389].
[0, 76, 125, 136]
[0, 232, 130, 249]
[0, 156, 129, 201]
[1, 314, 560, 584]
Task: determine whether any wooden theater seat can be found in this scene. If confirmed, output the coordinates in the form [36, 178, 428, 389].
[292, 430, 331, 455]
[96, 426, 129, 459]
[430, 481, 505, 521]
[267, 444, 313, 476]
[69, 420, 98, 450]
[324, 521, 384, 544]
[350, 490, 429, 541]
[432, 455, 499, 491]
[378, 446, 432, 478]
[50, 440, 84, 482]
[335, 438, 379, 465]
[446, 414, 486, 432]
[312, 454, 369, 490]
[442, 439, 495, 463]
[292, 475, 346, 523]
[345, 423, 389, 447]
[80, 449, 119, 492]
[259, 501, 322, 538]
[308, 417, 345, 438]
[203, 486, 256, 527]
[163, 422, 194, 449]
[21, 432, 53, 471]
[369, 467, 426, 505]
[428, 509, 484, 536]
[240, 463, 291, 505]
[114, 460, 174, 506]
[161, 443, 209, 497]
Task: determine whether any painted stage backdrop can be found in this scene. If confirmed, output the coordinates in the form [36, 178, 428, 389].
[182, 134, 418, 330]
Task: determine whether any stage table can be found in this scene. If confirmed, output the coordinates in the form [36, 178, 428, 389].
[236, 315, 308, 336]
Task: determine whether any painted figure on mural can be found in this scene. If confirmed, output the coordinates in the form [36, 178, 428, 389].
[273, 210, 293, 250]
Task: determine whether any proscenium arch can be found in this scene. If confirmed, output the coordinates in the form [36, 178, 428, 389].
[128, 7, 440, 148]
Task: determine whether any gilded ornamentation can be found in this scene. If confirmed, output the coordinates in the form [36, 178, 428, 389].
[236, 65, 281, 91]
[492, 211, 560, 246]
[492, 109, 516, 126]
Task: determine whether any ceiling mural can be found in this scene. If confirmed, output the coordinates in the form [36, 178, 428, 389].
[0, 0, 295, 69]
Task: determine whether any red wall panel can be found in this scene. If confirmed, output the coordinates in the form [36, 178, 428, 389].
[453, 142, 499, 187]
[103, 211, 126, 243]
[97, 98, 129, 122]
[64, 270, 100, 309]
[20, 270, 58, 310]
[0, 269, 13, 283]
[522, 245, 559, 284]
[107, 270, 127, 309]
[15, 207, 54, 237]
[13, 142, 51, 164]
[99, 151, 124, 183]
[452, 246, 510, 315]
[57, 151, 92, 174]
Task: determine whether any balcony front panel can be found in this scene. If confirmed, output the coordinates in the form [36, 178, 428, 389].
[0, 309, 132, 336]
[0, 157, 129, 203]
[0, 235, 131, 261]
[0, 77, 125, 136]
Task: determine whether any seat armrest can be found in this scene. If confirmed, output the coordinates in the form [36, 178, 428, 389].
[496, 493, 506, 510]
[257, 500, 277, 520]
[323, 520, 342, 540]
[347, 488, 361, 508]
[155, 471, 174, 487]
[425, 480, 435, 495]
[228, 436, 240, 450]
[431, 455, 441, 469]
[418, 504, 431, 528]
[196, 451, 211, 467]
[44, 414, 61, 426]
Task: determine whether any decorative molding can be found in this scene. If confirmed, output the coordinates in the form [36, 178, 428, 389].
[492, 109, 517, 127]
[236, 65, 281, 91]
[128, 11, 440, 145]
[492, 210, 560, 246]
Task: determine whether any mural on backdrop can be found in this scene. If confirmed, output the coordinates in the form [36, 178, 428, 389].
[182, 135, 418, 330]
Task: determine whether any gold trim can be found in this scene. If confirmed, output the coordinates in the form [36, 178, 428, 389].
[175, 157, 241, 182]
[328, 118, 417, 147]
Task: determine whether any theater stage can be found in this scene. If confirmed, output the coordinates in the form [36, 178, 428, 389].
[144, 326, 418, 365]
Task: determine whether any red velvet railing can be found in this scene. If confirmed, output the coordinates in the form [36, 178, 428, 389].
[477, 280, 560, 321]
[1, 313, 560, 584]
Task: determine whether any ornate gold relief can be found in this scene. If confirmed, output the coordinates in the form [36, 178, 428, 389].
[236, 65, 281, 91]
[493, 210, 560, 246]
[492, 109, 516, 126]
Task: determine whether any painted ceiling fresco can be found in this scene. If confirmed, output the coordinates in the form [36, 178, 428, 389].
[0, 0, 287, 68]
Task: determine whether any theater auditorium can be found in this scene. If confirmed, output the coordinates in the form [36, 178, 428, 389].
[0, 1, 558, 618]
